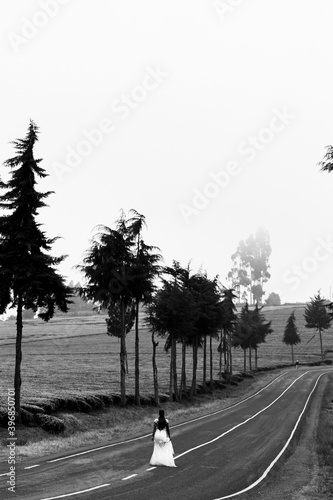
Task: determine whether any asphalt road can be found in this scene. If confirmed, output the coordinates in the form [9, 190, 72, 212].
[1, 367, 332, 500]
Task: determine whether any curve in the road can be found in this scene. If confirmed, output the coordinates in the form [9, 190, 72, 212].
[175, 371, 308, 460]
[212, 371, 327, 500]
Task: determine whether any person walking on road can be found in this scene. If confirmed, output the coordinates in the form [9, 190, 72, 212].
[150, 409, 176, 467]
[295, 359, 299, 369]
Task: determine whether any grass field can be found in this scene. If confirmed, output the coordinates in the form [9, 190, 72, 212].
[1, 304, 333, 412]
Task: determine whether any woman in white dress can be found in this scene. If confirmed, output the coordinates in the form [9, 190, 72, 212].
[150, 409, 176, 467]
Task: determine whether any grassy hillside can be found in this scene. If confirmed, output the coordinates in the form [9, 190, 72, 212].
[0, 304, 332, 411]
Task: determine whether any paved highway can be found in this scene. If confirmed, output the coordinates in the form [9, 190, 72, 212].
[1, 367, 332, 500]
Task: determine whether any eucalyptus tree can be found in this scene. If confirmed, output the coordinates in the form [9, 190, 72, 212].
[283, 311, 300, 364]
[0, 121, 71, 419]
[304, 292, 333, 361]
[229, 228, 271, 305]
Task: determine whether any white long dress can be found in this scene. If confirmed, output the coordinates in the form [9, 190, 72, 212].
[150, 420, 176, 467]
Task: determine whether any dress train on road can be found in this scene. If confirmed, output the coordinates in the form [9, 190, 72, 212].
[150, 428, 176, 467]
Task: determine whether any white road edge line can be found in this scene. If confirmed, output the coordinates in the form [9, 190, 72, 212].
[0, 472, 10, 477]
[47, 371, 288, 464]
[25, 465, 40, 469]
[212, 372, 327, 500]
[122, 474, 138, 480]
[174, 371, 308, 460]
[40, 483, 111, 500]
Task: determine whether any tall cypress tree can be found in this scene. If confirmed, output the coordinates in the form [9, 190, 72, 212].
[304, 292, 333, 361]
[0, 121, 72, 420]
[283, 311, 301, 364]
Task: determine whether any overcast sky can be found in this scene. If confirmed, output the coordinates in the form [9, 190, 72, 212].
[1, 0, 333, 304]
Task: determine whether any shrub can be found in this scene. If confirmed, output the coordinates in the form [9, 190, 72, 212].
[35, 414, 65, 434]
[0, 409, 7, 428]
[65, 398, 92, 413]
[21, 409, 36, 427]
[21, 404, 45, 415]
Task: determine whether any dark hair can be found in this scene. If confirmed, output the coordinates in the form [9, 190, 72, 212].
[157, 409, 166, 430]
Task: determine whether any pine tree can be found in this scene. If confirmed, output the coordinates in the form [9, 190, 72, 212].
[304, 292, 333, 361]
[283, 311, 301, 364]
[0, 121, 72, 420]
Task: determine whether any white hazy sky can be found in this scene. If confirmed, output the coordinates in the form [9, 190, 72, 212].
[1, 0, 333, 304]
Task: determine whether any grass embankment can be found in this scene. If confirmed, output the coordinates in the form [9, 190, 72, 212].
[316, 373, 333, 497]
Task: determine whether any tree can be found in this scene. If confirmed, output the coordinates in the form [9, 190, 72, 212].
[148, 261, 195, 402]
[78, 222, 135, 406]
[283, 311, 300, 364]
[229, 228, 271, 305]
[251, 284, 264, 304]
[126, 209, 146, 405]
[232, 303, 272, 371]
[250, 304, 273, 369]
[151, 329, 159, 406]
[232, 303, 252, 372]
[80, 209, 160, 406]
[227, 256, 251, 303]
[106, 301, 135, 338]
[187, 272, 222, 393]
[265, 292, 281, 307]
[0, 121, 71, 420]
[218, 287, 237, 378]
[318, 145, 333, 173]
[304, 292, 333, 361]
[126, 209, 162, 405]
[326, 301, 333, 321]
